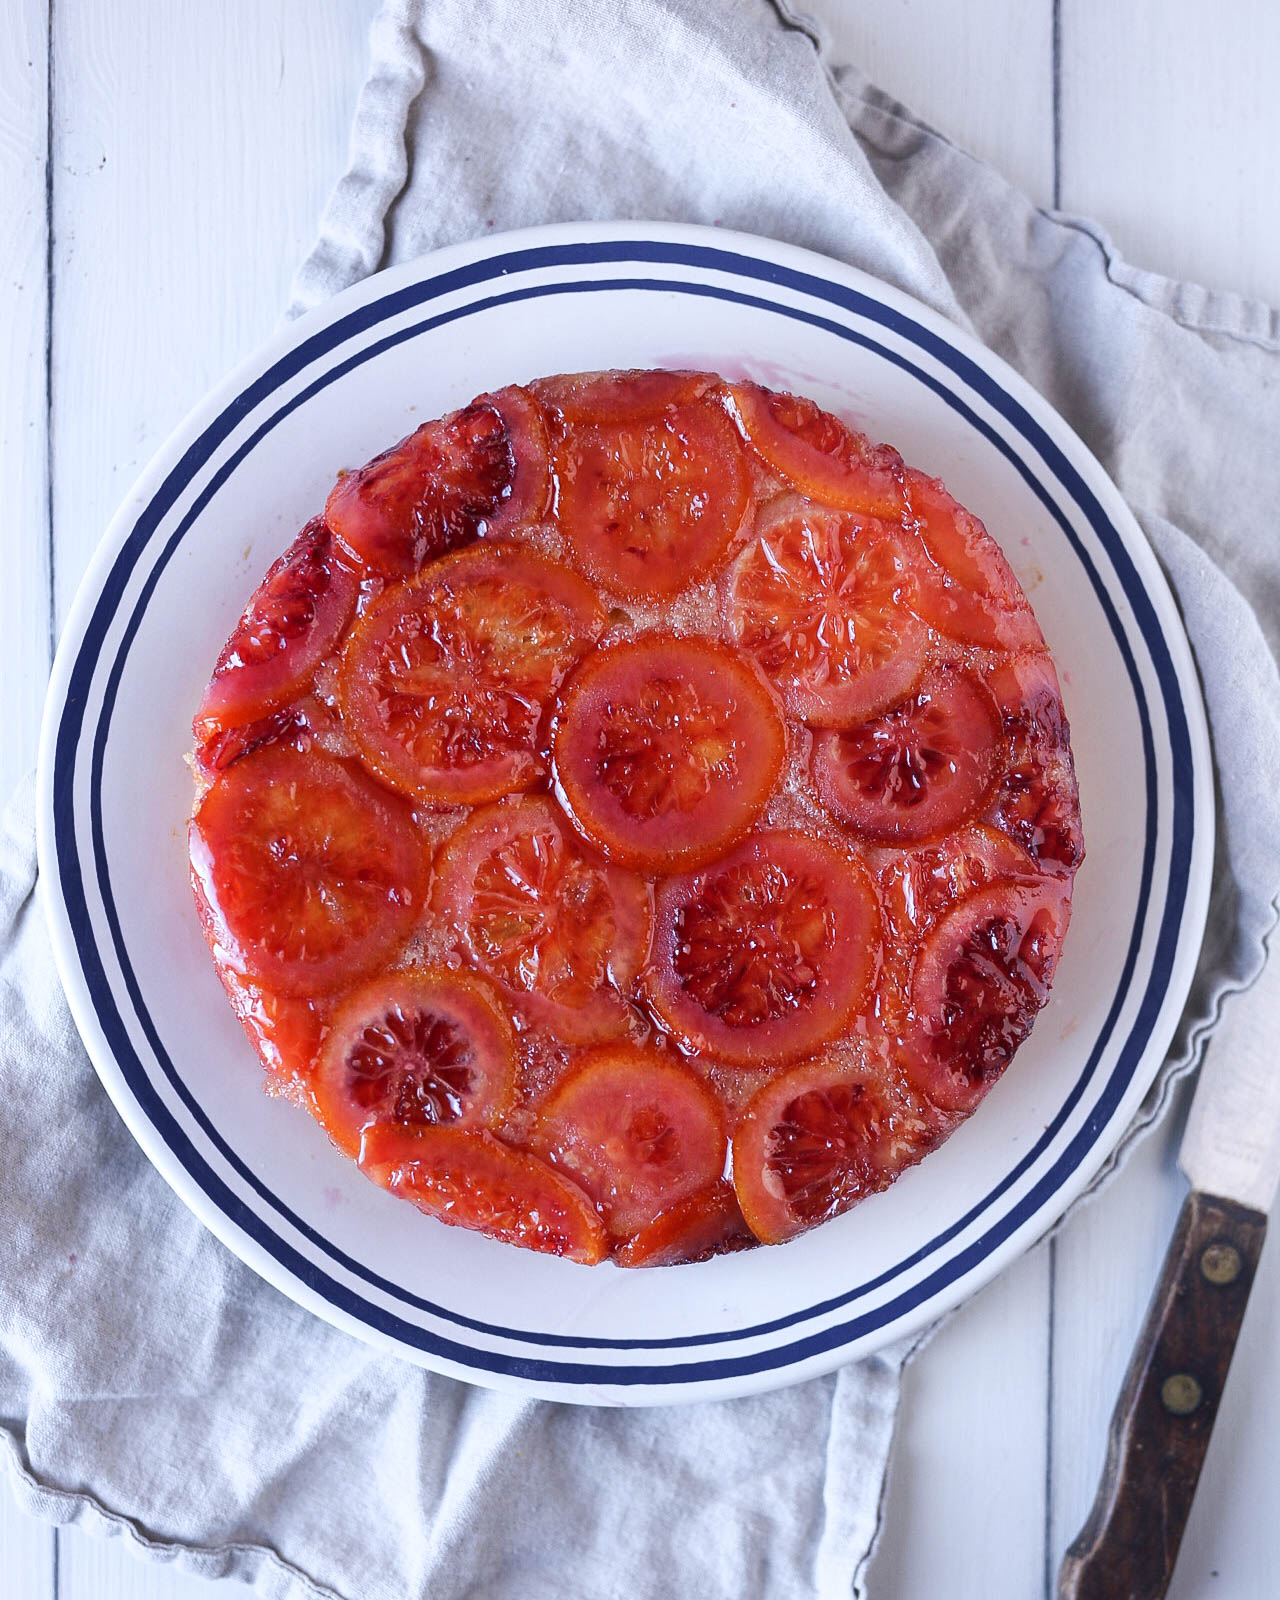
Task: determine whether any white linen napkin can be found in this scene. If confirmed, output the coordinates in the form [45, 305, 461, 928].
[4, 3, 1280, 1598]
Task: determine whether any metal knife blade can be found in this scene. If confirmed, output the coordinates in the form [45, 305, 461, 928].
[1179, 941, 1280, 1215]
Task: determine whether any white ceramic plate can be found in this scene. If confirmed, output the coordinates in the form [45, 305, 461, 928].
[37, 221, 1212, 1406]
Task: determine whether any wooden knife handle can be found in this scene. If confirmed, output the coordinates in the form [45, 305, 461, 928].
[1058, 1190, 1266, 1600]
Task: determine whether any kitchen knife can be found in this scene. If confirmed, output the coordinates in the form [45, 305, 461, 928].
[1058, 943, 1280, 1600]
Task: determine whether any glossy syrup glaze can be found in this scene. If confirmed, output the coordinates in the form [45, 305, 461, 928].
[189, 369, 1083, 1266]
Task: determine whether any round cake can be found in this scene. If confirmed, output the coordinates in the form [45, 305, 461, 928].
[188, 368, 1083, 1267]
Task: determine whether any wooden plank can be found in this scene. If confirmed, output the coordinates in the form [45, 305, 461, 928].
[45, 3, 369, 1597]
[48, 0, 372, 631]
[1049, 1118, 1187, 1573]
[1050, 1084, 1280, 1597]
[1056, 7, 1280, 1596]
[813, 3, 1058, 1592]
[0, 0, 65, 1583]
[1060, 0, 1280, 305]
[0, 0, 51, 802]
[812, 0, 1055, 208]
[1167, 1176, 1280, 1599]
[57, 1532, 232, 1600]
[869, 1243, 1052, 1600]
[0, 14, 56, 1600]
[0, 1482, 55, 1600]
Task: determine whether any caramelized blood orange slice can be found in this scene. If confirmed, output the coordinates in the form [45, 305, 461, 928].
[904, 881, 1070, 1112]
[645, 830, 880, 1066]
[533, 1046, 726, 1237]
[874, 824, 1038, 1034]
[531, 368, 712, 425]
[727, 382, 905, 516]
[733, 1053, 938, 1244]
[433, 796, 651, 1044]
[195, 519, 358, 735]
[195, 703, 312, 781]
[360, 1125, 608, 1264]
[189, 746, 427, 996]
[216, 965, 326, 1097]
[984, 654, 1084, 876]
[725, 498, 930, 725]
[314, 970, 516, 1157]
[813, 669, 1003, 844]
[338, 544, 604, 804]
[552, 394, 750, 596]
[615, 1181, 752, 1267]
[474, 384, 552, 537]
[325, 400, 514, 577]
[903, 470, 1044, 650]
[881, 824, 1038, 941]
[553, 634, 785, 872]
[194, 693, 347, 782]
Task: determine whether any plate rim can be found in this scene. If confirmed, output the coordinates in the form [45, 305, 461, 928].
[36, 219, 1214, 1404]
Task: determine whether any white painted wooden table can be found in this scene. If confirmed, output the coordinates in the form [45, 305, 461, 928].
[2, 3, 1278, 1597]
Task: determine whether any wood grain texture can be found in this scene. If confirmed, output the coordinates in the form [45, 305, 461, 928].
[56, 1534, 233, 1600]
[813, 0, 1055, 207]
[48, 0, 373, 631]
[0, 1482, 55, 1600]
[1048, 1104, 1191, 1586]
[1058, 1191, 1267, 1599]
[1051, 1097, 1280, 1600]
[0, 2, 57, 1586]
[868, 1242, 1051, 1600]
[33, 2, 371, 1595]
[1053, 3, 1280, 1585]
[1158, 1174, 1280, 1600]
[817, 7, 1057, 1592]
[1060, 0, 1280, 306]
[0, 0, 51, 801]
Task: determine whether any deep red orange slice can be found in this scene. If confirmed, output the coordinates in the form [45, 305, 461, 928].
[725, 497, 930, 726]
[314, 969, 516, 1157]
[733, 1052, 938, 1244]
[983, 653, 1085, 876]
[531, 368, 713, 425]
[615, 1181, 753, 1267]
[728, 382, 906, 517]
[903, 470, 1044, 651]
[552, 393, 750, 596]
[326, 400, 519, 577]
[338, 544, 604, 805]
[475, 384, 552, 537]
[903, 880, 1071, 1112]
[189, 746, 427, 997]
[195, 519, 357, 736]
[553, 634, 786, 872]
[812, 669, 1003, 844]
[644, 830, 880, 1067]
[360, 1125, 608, 1263]
[432, 796, 651, 1044]
[874, 823, 1040, 1035]
[533, 1046, 726, 1237]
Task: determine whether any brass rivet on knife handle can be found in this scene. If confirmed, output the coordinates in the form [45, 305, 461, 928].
[1200, 1241, 1243, 1284]
[1058, 1191, 1267, 1600]
[1159, 1373, 1202, 1415]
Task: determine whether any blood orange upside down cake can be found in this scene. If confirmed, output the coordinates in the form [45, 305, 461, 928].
[188, 369, 1083, 1267]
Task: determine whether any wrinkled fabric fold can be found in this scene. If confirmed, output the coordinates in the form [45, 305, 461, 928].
[5, 2, 1280, 1597]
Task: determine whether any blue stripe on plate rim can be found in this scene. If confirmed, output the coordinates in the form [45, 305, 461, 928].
[47, 236, 1197, 1388]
